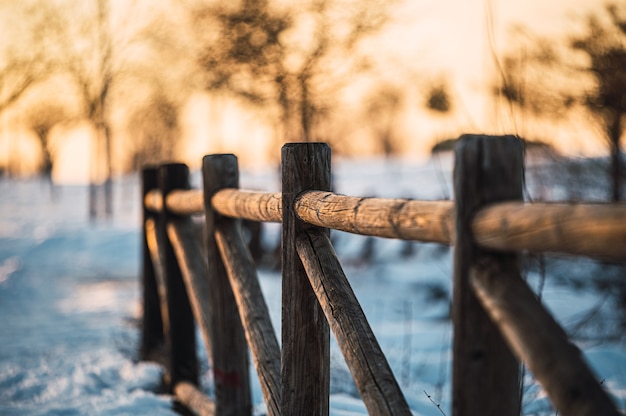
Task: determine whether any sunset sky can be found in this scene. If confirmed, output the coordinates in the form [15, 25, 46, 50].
[0, 0, 612, 183]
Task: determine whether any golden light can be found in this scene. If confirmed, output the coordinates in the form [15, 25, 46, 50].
[0, 0, 613, 184]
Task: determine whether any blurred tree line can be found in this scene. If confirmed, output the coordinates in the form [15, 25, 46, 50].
[0, 0, 411, 217]
[0, 0, 190, 217]
[495, 3, 626, 201]
[1, 0, 625, 220]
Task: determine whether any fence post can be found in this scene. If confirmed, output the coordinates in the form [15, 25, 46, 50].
[452, 135, 522, 416]
[140, 166, 164, 361]
[281, 143, 331, 415]
[158, 163, 198, 391]
[202, 154, 251, 415]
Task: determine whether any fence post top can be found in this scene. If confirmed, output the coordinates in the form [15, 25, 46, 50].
[202, 154, 237, 163]
[281, 143, 331, 170]
[202, 155, 239, 192]
[455, 135, 523, 157]
[158, 162, 189, 171]
[282, 142, 330, 151]
[202, 155, 238, 177]
[456, 134, 521, 142]
[142, 165, 159, 174]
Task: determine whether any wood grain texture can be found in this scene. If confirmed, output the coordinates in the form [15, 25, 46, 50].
[473, 202, 626, 261]
[295, 191, 454, 243]
[166, 189, 204, 216]
[281, 143, 331, 416]
[152, 185, 625, 261]
[212, 189, 282, 222]
[297, 228, 411, 415]
[167, 219, 213, 369]
[452, 135, 521, 416]
[470, 258, 620, 416]
[202, 154, 252, 416]
[215, 221, 281, 416]
[174, 381, 215, 416]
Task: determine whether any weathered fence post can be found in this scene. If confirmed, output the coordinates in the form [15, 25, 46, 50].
[281, 143, 331, 415]
[140, 166, 164, 361]
[452, 135, 522, 416]
[202, 155, 251, 415]
[158, 163, 198, 390]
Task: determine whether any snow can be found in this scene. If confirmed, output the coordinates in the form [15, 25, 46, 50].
[1, 155, 625, 415]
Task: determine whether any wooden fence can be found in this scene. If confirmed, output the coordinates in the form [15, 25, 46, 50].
[139, 135, 624, 416]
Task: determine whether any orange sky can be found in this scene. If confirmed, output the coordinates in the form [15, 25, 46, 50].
[0, 0, 611, 184]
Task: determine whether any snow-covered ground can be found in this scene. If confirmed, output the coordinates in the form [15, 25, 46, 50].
[0, 154, 625, 415]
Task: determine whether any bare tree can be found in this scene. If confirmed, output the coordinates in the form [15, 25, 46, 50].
[0, 59, 45, 115]
[34, 0, 177, 217]
[192, 0, 396, 147]
[494, 34, 576, 119]
[2, 0, 194, 193]
[0, 1, 73, 179]
[69, 0, 115, 216]
[425, 80, 453, 114]
[18, 0, 120, 216]
[24, 101, 72, 183]
[495, 4, 626, 201]
[0, 1, 60, 114]
[365, 85, 404, 157]
[127, 92, 181, 171]
[572, 4, 626, 201]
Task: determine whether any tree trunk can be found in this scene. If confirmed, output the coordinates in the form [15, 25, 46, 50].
[36, 131, 54, 185]
[608, 112, 623, 202]
[103, 121, 113, 216]
[300, 76, 311, 142]
[88, 126, 99, 220]
[611, 138, 621, 202]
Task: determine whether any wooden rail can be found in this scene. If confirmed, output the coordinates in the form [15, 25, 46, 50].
[147, 189, 626, 261]
[473, 202, 626, 261]
[140, 136, 622, 416]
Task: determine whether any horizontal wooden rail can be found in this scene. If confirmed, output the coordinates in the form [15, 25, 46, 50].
[145, 189, 163, 213]
[212, 189, 282, 222]
[295, 191, 454, 244]
[145, 189, 206, 216]
[149, 187, 626, 261]
[470, 257, 619, 416]
[148, 187, 626, 261]
[167, 189, 204, 216]
[473, 202, 626, 261]
[144, 189, 205, 216]
[146, 188, 283, 221]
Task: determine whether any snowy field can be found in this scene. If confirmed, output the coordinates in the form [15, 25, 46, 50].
[1, 153, 625, 415]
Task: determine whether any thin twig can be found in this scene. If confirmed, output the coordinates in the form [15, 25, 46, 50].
[424, 390, 447, 416]
[537, 254, 546, 302]
[433, 151, 450, 200]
